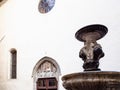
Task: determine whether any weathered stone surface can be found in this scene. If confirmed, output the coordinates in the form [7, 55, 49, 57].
[75, 24, 108, 71]
[62, 24, 120, 90]
[75, 24, 108, 42]
[62, 71, 120, 90]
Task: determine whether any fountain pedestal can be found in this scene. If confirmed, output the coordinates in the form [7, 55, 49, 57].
[62, 24, 120, 90]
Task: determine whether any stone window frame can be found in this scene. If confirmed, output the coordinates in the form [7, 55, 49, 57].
[10, 48, 17, 79]
[32, 56, 61, 90]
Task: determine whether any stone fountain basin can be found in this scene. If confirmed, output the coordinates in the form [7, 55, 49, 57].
[62, 71, 120, 90]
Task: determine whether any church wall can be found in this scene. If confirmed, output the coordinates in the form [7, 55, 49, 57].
[0, 0, 120, 90]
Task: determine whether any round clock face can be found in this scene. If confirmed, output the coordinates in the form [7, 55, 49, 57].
[38, 0, 55, 13]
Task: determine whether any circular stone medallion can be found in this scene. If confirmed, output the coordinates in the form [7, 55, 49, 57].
[38, 0, 55, 13]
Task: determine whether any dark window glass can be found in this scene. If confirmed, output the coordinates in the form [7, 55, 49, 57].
[10, 49, 17, 79]
[37, 78, 57, 90]
[49, 79, 56, 86]
[37, 79, 46, 87]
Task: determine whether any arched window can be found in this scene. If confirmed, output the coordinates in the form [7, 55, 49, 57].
[32, 56, 61, 90]
[10, 48, 17, 79]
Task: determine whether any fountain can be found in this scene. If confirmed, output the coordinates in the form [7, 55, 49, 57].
[62, 24, 120, 90]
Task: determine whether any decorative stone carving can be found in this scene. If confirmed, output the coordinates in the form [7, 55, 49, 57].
[75, 24, 108, 71]
[79, 41, 104, 71]
[36, 61, 57, 78]
[62, 24, 120, 90]
[32, 56, 61, 90]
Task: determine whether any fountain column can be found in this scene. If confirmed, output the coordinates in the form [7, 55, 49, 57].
[62, 24, 120, 90]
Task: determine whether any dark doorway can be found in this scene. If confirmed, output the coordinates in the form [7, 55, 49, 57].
[37, 77, 57, 90]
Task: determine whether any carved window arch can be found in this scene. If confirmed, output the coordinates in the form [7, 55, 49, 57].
[32, 56, 61, 90]
[37, 61, 57, 77]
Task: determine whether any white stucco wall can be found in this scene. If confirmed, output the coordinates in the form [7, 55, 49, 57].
[0, 0, 120, 90]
